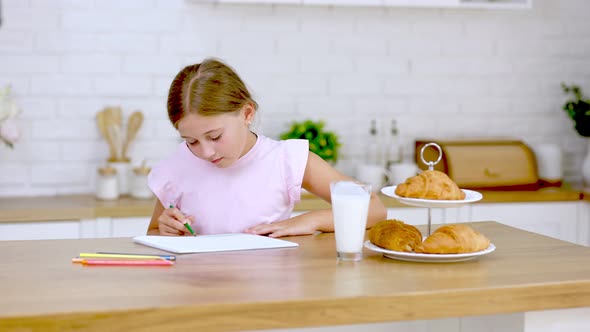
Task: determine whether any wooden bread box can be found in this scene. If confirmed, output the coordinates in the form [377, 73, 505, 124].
[415, 139, 540, 191]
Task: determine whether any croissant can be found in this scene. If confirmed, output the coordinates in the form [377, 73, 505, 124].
[394, 170, 465, 200]
[369, 219, 423, 252]
[415, 224, 490, 254]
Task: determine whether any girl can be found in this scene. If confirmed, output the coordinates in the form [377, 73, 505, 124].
[147, 58, 386, 237]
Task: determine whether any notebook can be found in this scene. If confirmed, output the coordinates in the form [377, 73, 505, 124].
[132, 233, 299, 254]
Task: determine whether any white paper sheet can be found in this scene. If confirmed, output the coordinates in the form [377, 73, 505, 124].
[133, 233, 299, 254]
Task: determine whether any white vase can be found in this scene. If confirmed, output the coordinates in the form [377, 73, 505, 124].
[583, 139, 590, 189]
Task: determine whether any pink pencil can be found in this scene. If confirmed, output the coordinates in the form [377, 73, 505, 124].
[80, 259, 174, 266]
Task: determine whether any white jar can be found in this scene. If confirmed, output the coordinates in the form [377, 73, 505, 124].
[96, 166, 119, 200]
[131, 165, 153, 199]
[531, 143, 563, 182]
[356, 163, 386, 191]
[109, 161, 131, 195]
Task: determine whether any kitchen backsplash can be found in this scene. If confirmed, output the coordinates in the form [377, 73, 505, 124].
[0, 0, 588, 196]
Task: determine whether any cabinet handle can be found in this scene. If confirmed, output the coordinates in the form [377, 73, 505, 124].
[484, 168, 500, 178]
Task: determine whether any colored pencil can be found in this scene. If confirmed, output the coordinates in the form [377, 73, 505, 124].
[75, 259, 174, 266]
[79, 253, 168, 260]
[95, 252, 176, 261]
[169, 204, 197, 236]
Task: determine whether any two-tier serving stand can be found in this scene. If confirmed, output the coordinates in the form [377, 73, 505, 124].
[385, 142, 481, 236]
[371, 150, 486, 262]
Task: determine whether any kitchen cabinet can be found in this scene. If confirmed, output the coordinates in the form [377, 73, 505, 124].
[389, 202, 582, 246]
[0, 200, 586, 246]
[443, 206, 472, 223]
[202, 0, 532, 9]
[296, 207, 445, 226]
[110, 217, 150, 237]
[0, 220, 81, 241]
[80, 218, 111, 238]
[387, 206, 471, 225]
[470, 202, 579, 244]
[387, 207, 445, 225]
[0, 217, 149, 241]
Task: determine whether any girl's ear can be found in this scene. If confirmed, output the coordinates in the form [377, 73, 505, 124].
[242, 102, 256, 124]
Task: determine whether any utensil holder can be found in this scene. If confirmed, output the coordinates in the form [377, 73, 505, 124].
[109, 161, 131, 195]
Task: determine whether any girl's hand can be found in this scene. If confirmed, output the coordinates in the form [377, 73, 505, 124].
[245, 218, 317, 238]
[157, 206, 195, 236]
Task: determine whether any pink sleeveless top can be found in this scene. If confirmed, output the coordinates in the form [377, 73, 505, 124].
[147, 135, 309, 235]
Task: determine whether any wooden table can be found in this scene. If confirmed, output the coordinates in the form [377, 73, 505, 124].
[2, 222, 590, 332]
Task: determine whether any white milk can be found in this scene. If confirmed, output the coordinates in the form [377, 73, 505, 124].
[331, 182, 371, 254]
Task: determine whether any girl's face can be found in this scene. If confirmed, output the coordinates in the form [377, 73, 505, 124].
[177, 106, 255, 168]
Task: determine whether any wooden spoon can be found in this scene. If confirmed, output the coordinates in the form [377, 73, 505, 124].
[107, 106, 123, 129]
[122, 111, 144, 162]
[107, 124, 123, 162]
[97, 110, 117, 162]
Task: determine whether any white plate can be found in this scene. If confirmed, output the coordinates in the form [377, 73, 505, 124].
[381, 185, 482, 208]
[364, 240, 496, 263]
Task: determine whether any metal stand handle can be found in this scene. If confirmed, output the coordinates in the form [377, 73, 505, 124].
[420, 142, 442, 171]
[419, 143, 442, 236]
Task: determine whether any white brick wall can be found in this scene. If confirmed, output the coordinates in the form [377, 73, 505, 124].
[0, 0, 588, 196]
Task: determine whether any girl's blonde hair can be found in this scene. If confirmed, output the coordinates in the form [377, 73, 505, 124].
[167, 58, 258, 128]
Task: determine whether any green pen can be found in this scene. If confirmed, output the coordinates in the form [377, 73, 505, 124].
[169, 204, 196, 236]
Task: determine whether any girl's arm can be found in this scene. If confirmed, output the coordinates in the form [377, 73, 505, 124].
[147, 201, 165, 235]
[245, 151, 387, 237]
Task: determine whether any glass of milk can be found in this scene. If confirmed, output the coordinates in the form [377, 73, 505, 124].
[330, 180, 372, 262]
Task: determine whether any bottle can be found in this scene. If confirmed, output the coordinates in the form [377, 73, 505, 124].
[385, 119, 402, 170]
[96, 166, 119, 200]
[366, 119, 380, 165]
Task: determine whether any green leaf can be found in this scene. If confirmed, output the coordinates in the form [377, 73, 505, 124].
[279, 119, 341, 163]
[562, 83, 590, 137]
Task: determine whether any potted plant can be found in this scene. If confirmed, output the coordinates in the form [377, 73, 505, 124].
[280, 119, 341, 164]
[562, 83, 590, 187]
[562, 83, 590, 137]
